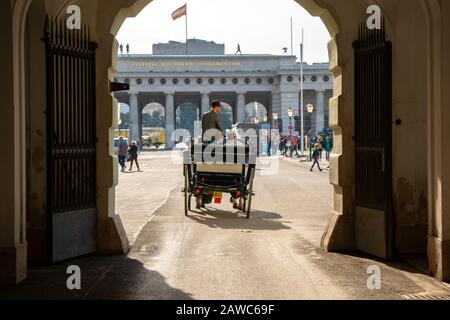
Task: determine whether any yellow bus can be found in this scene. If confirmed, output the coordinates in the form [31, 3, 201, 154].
[115, 129, 130, 139]
[142, 127, 166, 146]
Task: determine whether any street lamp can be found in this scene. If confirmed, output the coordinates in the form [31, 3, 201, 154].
[306, 104, 314, 160]
[288, 107, 294, 139]
[288, 107, 294, 118]
[272, 112, 278, 121]
[272, 113, 279, 130]
[261, 113, 270, 156]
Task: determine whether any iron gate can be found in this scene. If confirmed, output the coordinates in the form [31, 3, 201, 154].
[43, 17, 97, 262]
[353, 19, 394, 258]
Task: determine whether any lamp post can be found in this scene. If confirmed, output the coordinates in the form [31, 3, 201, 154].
[118, 110, 122, 137]
[288, 107, 294, 139]
[272, 113, 280, 156]
[263, 114, 269, 155]
[306, 104, 314, 160]
[272, 113, 279, 130]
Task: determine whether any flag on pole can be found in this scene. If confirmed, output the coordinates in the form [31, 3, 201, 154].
[172, 4, 187, 21]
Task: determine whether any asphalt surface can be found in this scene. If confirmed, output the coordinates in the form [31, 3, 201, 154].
[1, 151, 450, 300]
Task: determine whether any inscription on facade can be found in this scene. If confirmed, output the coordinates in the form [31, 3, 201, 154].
[131, 61, 241, 69]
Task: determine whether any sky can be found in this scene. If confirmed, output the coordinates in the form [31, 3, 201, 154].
[115, 0, 331, 63]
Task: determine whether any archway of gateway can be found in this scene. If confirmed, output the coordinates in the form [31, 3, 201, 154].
[1, 0, 449, 286]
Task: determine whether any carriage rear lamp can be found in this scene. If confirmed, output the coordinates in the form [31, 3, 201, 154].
[236, 191, 242, 197]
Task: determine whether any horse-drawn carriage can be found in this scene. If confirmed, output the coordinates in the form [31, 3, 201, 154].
[182, 141, 257, 218]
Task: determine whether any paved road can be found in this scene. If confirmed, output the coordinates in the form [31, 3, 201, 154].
[116, 151, 450, 300]
[2, 151, 450, 300]
[115, 151, 179, 244]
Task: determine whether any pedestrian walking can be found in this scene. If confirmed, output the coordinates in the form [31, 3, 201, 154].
[317, 136, 324, 161]
[279, 136, 285, 156]
[128, 140, 141, 172]
[283, 137, 291, 157]
[310, 144, 323, 172]
[117, 137, 128, 172]
[290, 136, 300, 158]
[325, 136, 333, 161]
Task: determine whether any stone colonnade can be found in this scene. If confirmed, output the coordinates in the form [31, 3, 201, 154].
[122, 88, 330, 146]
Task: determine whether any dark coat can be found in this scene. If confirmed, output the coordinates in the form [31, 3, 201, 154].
[312, 149, 321, 160]
[129, 145, 139, 158]
[202, 111, 224, 134]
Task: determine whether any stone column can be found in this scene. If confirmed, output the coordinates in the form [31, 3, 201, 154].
[237, 92, 246, 123]
[128, 92, 140, 141]
[0, 3, 27, 283]
[201, 92, 210, 116]
[165, 92, 175, 149]
[315, 90, 325, 134]
[280, 92, 299, 135]
[428, 4, 450, 281]
[272, 92, 282, 130]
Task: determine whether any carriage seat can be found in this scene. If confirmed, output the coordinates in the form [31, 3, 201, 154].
[196, 163, 243, 174]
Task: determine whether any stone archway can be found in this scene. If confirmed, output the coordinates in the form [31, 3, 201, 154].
[176, 102, 199, 136]
[245, 102, 268, 124]
[218, 102, 234, 130]
[105, 0, 448, 281]
[0, 0, 32, 284]
[107, 0, 367, 261]
[142, 103, 165, 129]
[109, 0, 349, 255]
[5, 0, 448, 285]
[107, 0, 448, 283]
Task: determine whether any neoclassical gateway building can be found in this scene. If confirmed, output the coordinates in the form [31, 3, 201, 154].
[114, 39, 333, 146]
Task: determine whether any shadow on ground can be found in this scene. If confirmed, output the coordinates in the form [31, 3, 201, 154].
[187, 209, 291, 231]
[0, 255, 192, 300]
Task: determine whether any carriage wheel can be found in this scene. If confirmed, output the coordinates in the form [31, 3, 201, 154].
[184, 165, 190, 216]
[246, 167, 255, 219]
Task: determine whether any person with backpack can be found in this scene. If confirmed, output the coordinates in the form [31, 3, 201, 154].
[128, 140, 141, 172]
[310, 144, 323, 172]
[117, 137, 128, 173]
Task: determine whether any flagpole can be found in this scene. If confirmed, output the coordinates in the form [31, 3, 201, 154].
[185, 3, 188, 55]
[300, 28, 305, 155]
[290, 17, 293, 55]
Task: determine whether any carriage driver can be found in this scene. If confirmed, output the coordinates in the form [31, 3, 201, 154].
[195, 101, 223, 209]
[195, 101, 242, 210]
[202, 100, 224, 142]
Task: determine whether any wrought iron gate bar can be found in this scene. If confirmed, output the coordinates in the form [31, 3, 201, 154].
[43, 16, 97, 214]
[353, 17, 392, 211]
